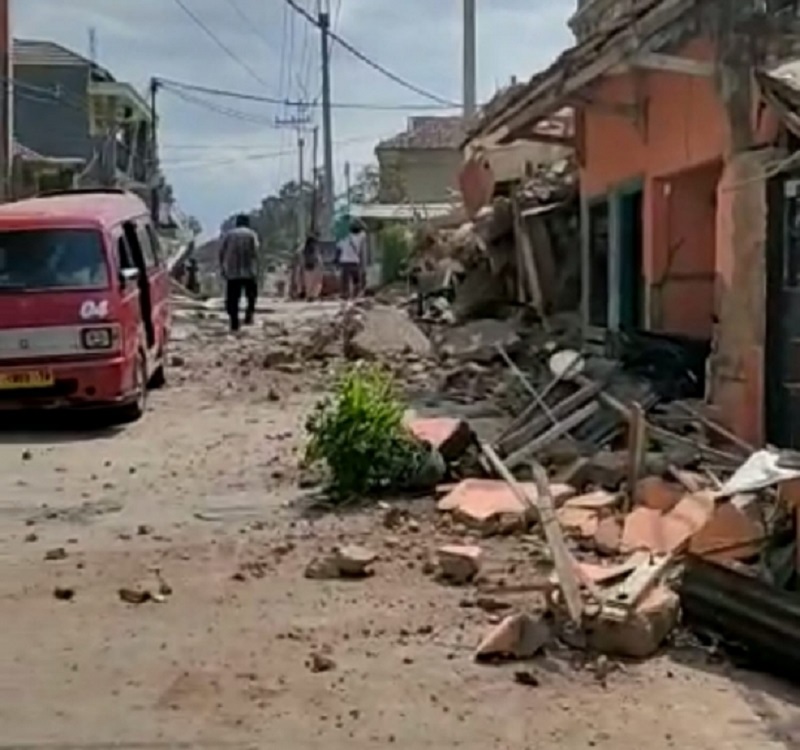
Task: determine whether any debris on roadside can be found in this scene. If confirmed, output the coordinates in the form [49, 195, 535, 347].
[304, 545, 378, 580]
[475, 612, 552, 662]
[437, 544, 483, 585]
[53, 586, 75, 601]
[44, 547, 67, 561]
[307, 651, 337, 673]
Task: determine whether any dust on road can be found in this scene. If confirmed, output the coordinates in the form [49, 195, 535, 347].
[0, 301, 797, 749]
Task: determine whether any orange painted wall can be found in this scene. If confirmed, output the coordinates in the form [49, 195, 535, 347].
[580, 39, 730, 297]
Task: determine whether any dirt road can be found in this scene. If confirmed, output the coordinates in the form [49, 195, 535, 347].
[0, 301, 798, 749]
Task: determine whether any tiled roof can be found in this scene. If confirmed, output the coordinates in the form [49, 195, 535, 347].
[377, 116, 466, 151]
[13, 39, 91, 67]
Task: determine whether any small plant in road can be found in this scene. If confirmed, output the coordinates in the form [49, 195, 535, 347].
[305, 364, 426, 502]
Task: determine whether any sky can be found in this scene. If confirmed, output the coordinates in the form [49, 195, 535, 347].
[13, 0, 573, 235]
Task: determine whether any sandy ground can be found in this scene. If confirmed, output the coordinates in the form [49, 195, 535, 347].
[1, 301, 800, 749]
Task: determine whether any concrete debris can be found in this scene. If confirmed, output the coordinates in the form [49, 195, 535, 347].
[345, 306, 432, 361]
[437, 319, 521, 364]
[308, 652, 337, 673]
[593, 516, 623, 555]
[437, 544, 483, 584]
[584, 585, 679, 659]
[44, 547, 67, 561]
[475, 613, 551, 662]
[53, 586, 75, 601]
[118, 587, 152, 605]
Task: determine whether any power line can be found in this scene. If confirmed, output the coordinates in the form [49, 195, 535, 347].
[225, 0, 275, 57]
[171, 0, 272, 89]
[281, 0, 458, 107]
[163, 86, 281, 126]
[156, 76, 456, 111]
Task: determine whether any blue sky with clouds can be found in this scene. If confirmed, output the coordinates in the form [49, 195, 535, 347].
[13, 0, 573, 233]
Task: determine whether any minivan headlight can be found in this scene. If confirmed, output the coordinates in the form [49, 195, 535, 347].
[81, 326, 116, 350]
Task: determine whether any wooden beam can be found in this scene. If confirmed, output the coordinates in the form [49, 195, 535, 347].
[630, 52, 715, 77]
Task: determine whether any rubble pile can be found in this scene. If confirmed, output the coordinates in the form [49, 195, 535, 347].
[409, 156, 580, 324]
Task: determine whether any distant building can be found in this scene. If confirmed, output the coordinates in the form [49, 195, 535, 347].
[375, 116, 465, 205]
[11, 39, 154, 200]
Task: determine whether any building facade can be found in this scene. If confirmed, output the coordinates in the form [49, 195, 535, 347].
[470, 0, 800, 447]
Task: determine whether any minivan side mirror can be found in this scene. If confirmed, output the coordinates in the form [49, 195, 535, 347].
[119, 267, 140, 289]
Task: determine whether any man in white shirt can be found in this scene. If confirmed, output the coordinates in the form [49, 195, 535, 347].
[337, 221, 366, 299]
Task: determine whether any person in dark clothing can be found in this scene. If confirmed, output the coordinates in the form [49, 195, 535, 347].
[220, 214, 260, 332]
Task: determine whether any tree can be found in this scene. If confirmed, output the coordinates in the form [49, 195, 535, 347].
[349, 164, 380, 205]
[222, 177, 319, 264]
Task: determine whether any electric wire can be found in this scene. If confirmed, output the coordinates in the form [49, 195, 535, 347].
[281, 0, 458, 106]
[170, 0, 272, 89]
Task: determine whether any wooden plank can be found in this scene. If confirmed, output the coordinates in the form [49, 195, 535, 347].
[625, 401, 647, 513]
[600, 552, 676, 622]
[512, 198, 545, 311]
[674, 401, 754, 455]
[630, 52, 714, 77]
[481, 443, 583, 623]
[505, 400, 600, 469]
[499, 381, 601, 456]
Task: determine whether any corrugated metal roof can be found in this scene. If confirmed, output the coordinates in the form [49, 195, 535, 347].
[13, 39, 91, 67]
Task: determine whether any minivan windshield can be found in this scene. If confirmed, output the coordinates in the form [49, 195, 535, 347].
[0, 228, 109, 291]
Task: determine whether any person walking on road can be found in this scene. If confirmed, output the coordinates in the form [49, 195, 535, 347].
[220, 214, 260, 332]
[338, 221, 367, 300]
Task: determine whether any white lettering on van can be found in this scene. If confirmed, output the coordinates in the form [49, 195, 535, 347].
[80, 300, 109, 320]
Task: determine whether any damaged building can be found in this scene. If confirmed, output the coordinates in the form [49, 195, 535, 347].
[469, 0, 800, 449]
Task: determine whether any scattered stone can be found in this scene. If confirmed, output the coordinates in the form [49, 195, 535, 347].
[382, 506, 406, 529]
[346, 306, 433, 361]
[21, 449, 32, 461]
[334, 545, 377, 577]
[137, 524, 154, 536]
[23, 532, 38, 543]
[308, 652, 337, 673]
[53, 586, 75, 601]
[513, 669, 541, 687]
[305, 545, 377, 580]
[170, 355, 186, 367]
[267, 387, 281, 402]
[44, 547, 67, 561]
[437, 545, 483, 585]
[304, 556, 342, 580]
[475, 613, 551, 662]
[475, 596, 513, 613]
[118, 587, 152, 605]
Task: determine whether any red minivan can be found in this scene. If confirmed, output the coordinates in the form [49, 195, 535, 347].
[0, 189, 171, 422]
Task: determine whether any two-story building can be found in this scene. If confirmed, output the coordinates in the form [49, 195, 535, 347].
[470, 0, 800, 448]
[12, 39, 154, 200]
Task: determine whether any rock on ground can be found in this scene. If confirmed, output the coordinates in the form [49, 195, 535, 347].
[345, 306, 432, 360]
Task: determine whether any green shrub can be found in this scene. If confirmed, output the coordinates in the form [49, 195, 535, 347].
[379, 225, 411, 285]
[305, 364, 425, 501]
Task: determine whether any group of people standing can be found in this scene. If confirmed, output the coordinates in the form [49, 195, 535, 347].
[218, 214, 368, 332]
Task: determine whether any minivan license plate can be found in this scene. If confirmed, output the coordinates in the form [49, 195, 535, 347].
[0, 370, 54, 389]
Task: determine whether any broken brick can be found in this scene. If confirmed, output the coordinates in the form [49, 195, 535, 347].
[586, 585, 678, 658]
[438, 478, 575, 528]
[437, 545, 483, 584]
[689, 500, 765, 562]
[556, 507, 600, 539]
[622, 492, 716, 555]
[475, 613, 551, 661]
[405, 416, 472, 461]
[563, 490, 618, 512]
[594, 516, 622, 556]
[634, 477, 683, 513]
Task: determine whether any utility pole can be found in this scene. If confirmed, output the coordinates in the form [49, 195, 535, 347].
[276, 112, 311, 246]
[319, 1, 335, 241]
[148, 78, 160, 223]
[311, 125, 319, 234]
[344, 161, 352, 213]
[0, 0, 11, 202]
[463, 0, 477, 119]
